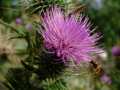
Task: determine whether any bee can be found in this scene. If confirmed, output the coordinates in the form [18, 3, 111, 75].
[90, 60, 104, 76]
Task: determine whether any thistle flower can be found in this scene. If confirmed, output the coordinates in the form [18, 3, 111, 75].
[100, 74, 112, 84]
[111, 45, 120, 56]
[41, 6, 101, 64]
[15, 18, 22, 25]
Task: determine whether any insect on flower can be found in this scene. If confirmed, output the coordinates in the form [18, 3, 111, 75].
[41, 6, 102, 64]
[90, 60, 104, 76]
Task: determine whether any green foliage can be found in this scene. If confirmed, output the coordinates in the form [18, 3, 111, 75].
[0, 0, 20, 22]
[3, 68, 36, 90]
[42, 78, 67, 90]
[81, 0, 120, 90]
[86, 0, 120, 48]
[23, 0, 66, 15]
[0, 13, 67, 90]
[1, 0, 120, 90]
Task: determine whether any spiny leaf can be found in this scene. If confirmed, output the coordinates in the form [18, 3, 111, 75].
[22, 0, 66, 15]
[42, 78, 67, 90]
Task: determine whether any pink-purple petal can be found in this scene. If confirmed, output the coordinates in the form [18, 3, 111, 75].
[41, 6, 101, 64]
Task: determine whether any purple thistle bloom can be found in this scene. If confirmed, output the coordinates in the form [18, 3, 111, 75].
[100, 74, 112, 84]
[15, 18, 22, 25]
[111, 46, 120, 56]
[41, 6, 101, 64]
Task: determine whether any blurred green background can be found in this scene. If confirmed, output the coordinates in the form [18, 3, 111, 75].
[0, 0, 120, 90]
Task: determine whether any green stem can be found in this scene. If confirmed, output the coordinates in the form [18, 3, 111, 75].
[0, 19, 19, 34]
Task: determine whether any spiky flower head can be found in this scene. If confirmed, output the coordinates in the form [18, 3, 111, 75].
[41, 6, 101, 64]
[100, 74, 112, 84]
[111, 45, 120, 56]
